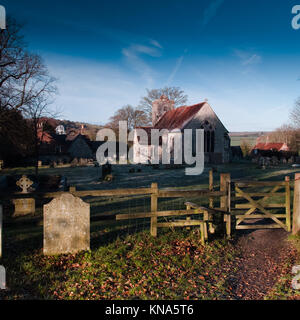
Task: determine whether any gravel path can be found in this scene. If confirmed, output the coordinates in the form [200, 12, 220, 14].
[227, 228, 297, 299]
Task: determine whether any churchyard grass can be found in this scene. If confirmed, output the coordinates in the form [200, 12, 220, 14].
[0, 162, 299, 299]
[0, 229, 238, 299]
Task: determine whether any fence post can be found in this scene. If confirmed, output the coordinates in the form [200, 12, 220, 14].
[0, 205, 2, 258]
[293, 174, 300, 235]
[150, 183, 158, 237]
[285, 176, 291, 232]
[186, 204, 191, 230]
[220, 173, 231, 238]
[209, 169, 214, 208]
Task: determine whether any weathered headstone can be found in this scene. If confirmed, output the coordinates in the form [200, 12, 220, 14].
[79, 158, 88, 166]
[271, 156, 279, 166]
[0, 160, 3, 170]
[71, 158, 78, 167]
[38, 160, 42, 167]
[12, 198, 35, 217]
[43, 193, 90, 255]
[50, 161, 57, 168]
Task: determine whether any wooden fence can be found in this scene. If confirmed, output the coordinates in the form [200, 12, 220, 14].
[1, 170, 300, 249]
[116, 173, 231, 243]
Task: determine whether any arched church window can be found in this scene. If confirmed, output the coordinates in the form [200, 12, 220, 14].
[202, 121, 215, 153]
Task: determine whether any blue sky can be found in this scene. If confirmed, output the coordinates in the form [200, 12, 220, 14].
[2, 0, 300, 131]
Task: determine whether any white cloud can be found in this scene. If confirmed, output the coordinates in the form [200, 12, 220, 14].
[242, 54, 262, 66]
[149, 39, 163, 49]
[234, 50, 262, 66]
[202, 0, 225, 26]
[122, 41, 163, 87]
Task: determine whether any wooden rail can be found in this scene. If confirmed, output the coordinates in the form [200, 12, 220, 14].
[0, 187, 225, 200]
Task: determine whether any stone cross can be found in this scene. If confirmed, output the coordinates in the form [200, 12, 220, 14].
[16, 175, 33, 193]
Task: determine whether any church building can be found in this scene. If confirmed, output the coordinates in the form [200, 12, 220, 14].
[133, 95, 230, 164]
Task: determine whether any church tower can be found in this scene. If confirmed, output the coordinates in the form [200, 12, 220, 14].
[152, 95, 175, 126]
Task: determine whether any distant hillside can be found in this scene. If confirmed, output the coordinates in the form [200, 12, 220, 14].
[229, 132, 270, 147]
[40, 118, 104, 141]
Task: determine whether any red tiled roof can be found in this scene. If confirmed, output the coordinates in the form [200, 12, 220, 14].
[154, 103, 205, 130]
[253, 142, 289, 151]
[37, 130, 54, 143]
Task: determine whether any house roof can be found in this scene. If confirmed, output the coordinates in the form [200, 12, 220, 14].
[37, 130, 53, 143]
[253, 142, 289, 151]
[154, 103, 206, 130]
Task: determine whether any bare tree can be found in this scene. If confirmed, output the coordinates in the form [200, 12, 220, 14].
[139, 86, 188, 124]
[267, 124, 300, 152]
[23, 95, 60, 176]
[107, 105, 148, 131]
[0, 17, 58, 173]
[0, 18, 56, 111]
[240, 140, 252, 158]
[290, 97, 300, 128]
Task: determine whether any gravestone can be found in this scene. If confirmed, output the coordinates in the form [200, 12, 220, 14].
[43, 193, 90, 255]
[38, 160, 42, 167]
[12, 198, 35, 216]
[271, 156, 279, 166]
[79, 158, 88, 166]
[0, 265, 5, 289]
[13, 175, 35, 216]
[0, 160, 3, 170]
[71, 158, 78, 167]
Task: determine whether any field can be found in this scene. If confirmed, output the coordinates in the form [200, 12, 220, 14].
[229, 132, 268, 147]
[0, 162, 300, 300]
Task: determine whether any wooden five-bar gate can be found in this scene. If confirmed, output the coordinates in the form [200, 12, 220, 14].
[231, 178, 291, 232]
